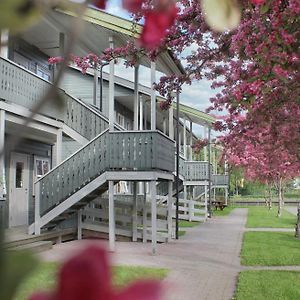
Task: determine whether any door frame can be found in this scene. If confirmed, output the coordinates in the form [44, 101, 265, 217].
[9, 152, 30, 227]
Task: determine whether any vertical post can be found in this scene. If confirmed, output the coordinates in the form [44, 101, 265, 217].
[139, 96, 144, 131]
[108, 37, 115, 131]
[143, 182, 147, 243]
[203, 127, 208, 161]
[93, 68, 98, 106]
[0, 110, 5, 199]
[183, 117, 187, 159]
[109, 181, 115, 251]
[150, 180, 157, 254]
[208, 127, 212, 217]
[34, 182, 41, 235]
[175, 91, 180, 239]
[77, 209, 82, 240]
[134, 64, 139, 130]
[167, 180, 173, 241]
[184, 185, 187, 217]
[55, 128, 63, 166]
[169, 103, 174, 140]
[59, 32, 65, 56]
[204, 185, 208, 218]
[225, 187, 228, 206]
[132, 182, 138, 242]
[163, 118, 167, 134]
[150, 61, 156, 130]
[189, 121, 193, 160]
[0, 30, 9, 58]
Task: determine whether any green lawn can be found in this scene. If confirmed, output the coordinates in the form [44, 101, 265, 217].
[213, 206, 235, 216]
[246, 206, 296, 228]
[241, 232, 300, 266]
[178, 220, 201, 228]
[234, 270, 300, 300]
[15, 262, 168, 300]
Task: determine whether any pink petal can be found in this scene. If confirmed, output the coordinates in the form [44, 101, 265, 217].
[94, 0, 107, 9]
[122, 0, 143, 13]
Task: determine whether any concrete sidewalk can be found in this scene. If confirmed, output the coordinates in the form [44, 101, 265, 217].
[39, 208, 248, 300]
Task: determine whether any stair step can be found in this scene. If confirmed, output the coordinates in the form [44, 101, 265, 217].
[9, 241, 53, 253]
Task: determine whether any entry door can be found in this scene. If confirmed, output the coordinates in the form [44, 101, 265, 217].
[9, 153, 30, 227]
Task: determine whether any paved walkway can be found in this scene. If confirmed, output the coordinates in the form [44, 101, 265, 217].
[40, 208, 248, 300]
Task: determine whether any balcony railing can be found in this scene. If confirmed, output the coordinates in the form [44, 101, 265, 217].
[212, 174, 229, 186]
[0, 57, 110, 140]
[184, 161, 210, 181]
[37, 130, 175, 216]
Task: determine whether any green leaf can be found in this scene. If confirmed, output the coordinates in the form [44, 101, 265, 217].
[260, 3, 270, 14]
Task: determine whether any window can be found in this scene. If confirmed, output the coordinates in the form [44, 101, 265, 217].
[36, 66, 51, 81]
[15, 162, 24, 188]
[34, 157, 50, 179]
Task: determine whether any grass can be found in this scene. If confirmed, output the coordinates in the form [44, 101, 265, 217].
[15, 262, 168, 300]
[178, 220, 201, 228]
[241, 232, 300, 266]
[213, 206, 235, 216]
[246, 206, 296, 228]
[234, 270, 300, 300]
[178, 230, 186, 236]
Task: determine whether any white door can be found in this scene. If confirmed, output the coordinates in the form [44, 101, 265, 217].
[9, 153, 30, 227]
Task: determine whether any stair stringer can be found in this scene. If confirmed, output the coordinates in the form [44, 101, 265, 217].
[28, 172, 107, 235]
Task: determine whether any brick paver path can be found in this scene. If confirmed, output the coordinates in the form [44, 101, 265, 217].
[40, 208, 248, 300]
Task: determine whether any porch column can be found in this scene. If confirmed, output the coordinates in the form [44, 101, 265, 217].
[162, 118, 166, 134]
[134, 64, 139, 131]
[168, 104, 174, 140]
[189, 121, 193, 160]
[204, 185, 208, 218]
[178, 128, 182, 154]
[143, 182, 147, 243]
[183, 117, 187, 159]
[139, 96, 144, 131]
[93, 68, 98, 107]
[225, 187, 228, 205]
[189, 188, 194, 222]
[150, 180, 157, 254]
[203, 127, 208, 161]
[0, 110, 5, 199]
[150, 61, 156, 130]
[77, 209, 82, 240]
[183, 185, 187, 216]
[53, 128, 62, 166]
[109, 180, 115, 251]
[34, 182, 41, 235]
[0, 30, 9, 59]
[132, 182, 138, 242]
[167, 180, 173, 241]
[108, 37, 115, 131]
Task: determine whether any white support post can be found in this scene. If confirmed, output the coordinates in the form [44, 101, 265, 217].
[93, 68, 98, 107]
[150, 61, 156, 130]
[143, 182, 147, 243]
[109, 181, 115, 251]
[167, 180, 173, 241]
[54, 128, 63, 166]
[204, 127, 208, 161]
[150, 180, 157, 254]
[169, 104, 174, 140]
[139, 96, 143, 131]
[108, 37, 115, 131]
[225, 188, 228, 206]
[0, 110, 5, 199]
[77, 209, 82, 240]
[0, 30, 9, 58]
[189, 187, 194, 222]
[178, 128, 182, 154]
[183, 117, 187, 159]
[134, 65, 139, 130]
[189, 121, 193, 160]
[132, 182, 138, 242]
[183, 185, 187, 216]
[204, 185, 208, 218]
[163, 118, 167, 135]
[213, 187, 216, 202]
[34, 182, 41, 235]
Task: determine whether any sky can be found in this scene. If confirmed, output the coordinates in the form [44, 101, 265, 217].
[103, 1, 219, 137]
